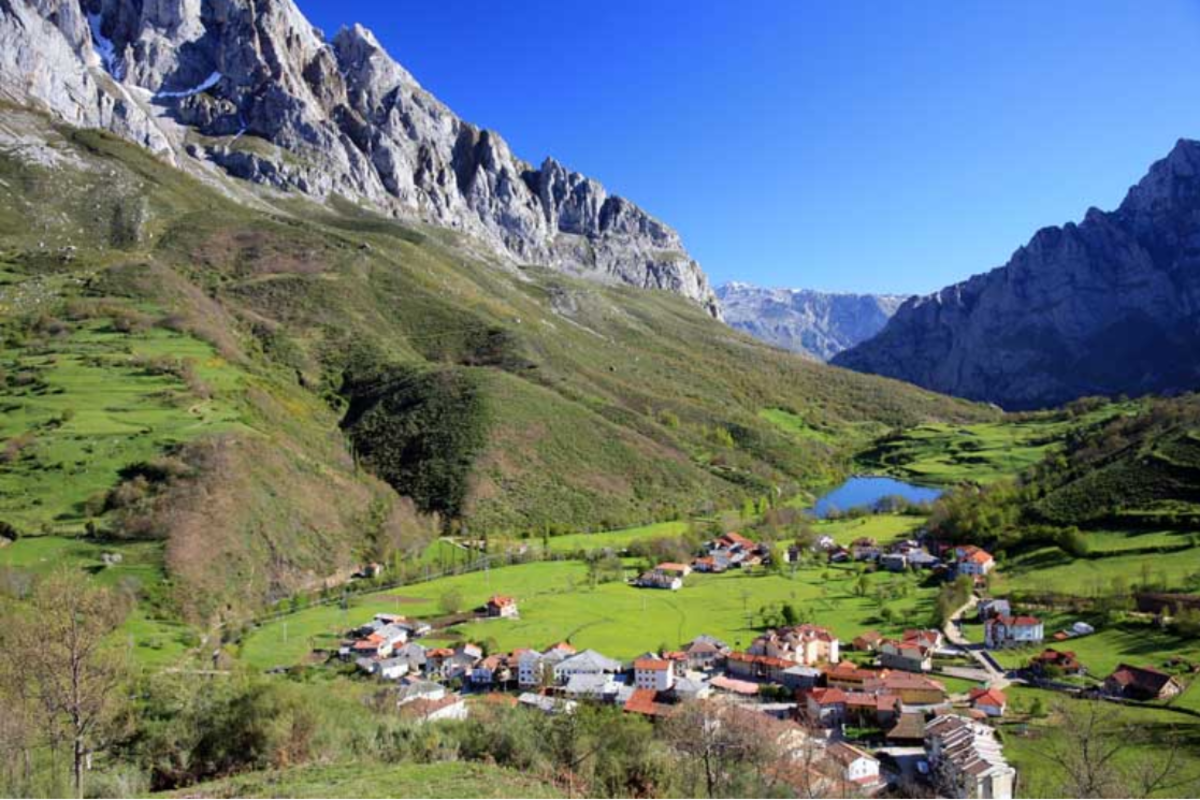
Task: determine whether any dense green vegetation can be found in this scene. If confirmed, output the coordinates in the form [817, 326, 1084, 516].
[0, 107, 988, 626]
[342, 365, 489, 520]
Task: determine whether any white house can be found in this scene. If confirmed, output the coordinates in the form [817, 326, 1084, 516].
[634, 658, 675, 691]
[517, 649, 545, 687]
[376, 656, 409, 680]
[399, 695, 468, 725]
[554, 649, 622, 684]
[826, 741, 882, 788]
[984, 615, 1044, 649]
[518, 643, 577, 687]
[395, 679, 446, 707]
[955, 546, 995, 576]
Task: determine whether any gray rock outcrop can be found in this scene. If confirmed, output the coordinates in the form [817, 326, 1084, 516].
[0, 0, 719, 315]
[833, 139, 1200, 409]
[716, 282, 906, 361]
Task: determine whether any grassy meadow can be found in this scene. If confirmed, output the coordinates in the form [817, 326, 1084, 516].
[238, 557, 937, 669]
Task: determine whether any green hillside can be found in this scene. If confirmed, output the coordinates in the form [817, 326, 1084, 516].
[0, 106, 989, 623]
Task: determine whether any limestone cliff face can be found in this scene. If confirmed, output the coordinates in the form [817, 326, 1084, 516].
[716, 282, 906, 361]
[0, 0, 719, 315]
[834, 140, 1200, 409]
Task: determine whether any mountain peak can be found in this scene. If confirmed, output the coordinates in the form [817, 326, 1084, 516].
[1, 0, 718, 315]
[834, 138, 1200, 409]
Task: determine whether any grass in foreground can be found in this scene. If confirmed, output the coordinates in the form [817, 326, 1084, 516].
[157, 760, 562, 799]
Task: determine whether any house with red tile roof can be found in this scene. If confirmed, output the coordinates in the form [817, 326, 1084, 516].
[851, 630, 884, 652]
[747, 624, 840, 666]
[623, 688, 673, 718]
[1028, 648, 1084, 677]
[822, 661, 878, 689]
[803, 687, 900, 728]
[710, 675, 759, 696]
[726, 651, 793, 682]
[968, 687, 1007, 717]
[398, 694, 468, 725]
[954, 545, 996, 577]
[485, 595, 518, 618]
[691, 554, 728, 573]
[863, 672, 947, 705]
[1103, 664, 1184, 701]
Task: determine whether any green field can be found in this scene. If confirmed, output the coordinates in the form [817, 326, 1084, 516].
[808, 514, 926, 546]
[532, 520, 690, 553]
[161, 761, 562, 799]
[1000, 686, 1200, 798]
[238, 558, 936, 669]
[998, 543, 1200, 597]
[857, 405, 1131, 485]
[962, 611, 1200, 683]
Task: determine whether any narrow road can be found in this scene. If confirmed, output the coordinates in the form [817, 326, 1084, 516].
[944, 594, 1009, 689]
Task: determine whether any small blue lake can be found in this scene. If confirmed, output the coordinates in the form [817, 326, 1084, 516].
[812, 476, 942, 518]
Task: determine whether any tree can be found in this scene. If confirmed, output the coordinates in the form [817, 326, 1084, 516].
[0, 568, 131, 797]
[660, 699, 788, 798]
[781, 603, 799, 626]
[1044, 700, 1198, 798]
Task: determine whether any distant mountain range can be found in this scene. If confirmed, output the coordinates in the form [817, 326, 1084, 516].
[834, 139, 1200, 410]
[716, 283, 906, 361]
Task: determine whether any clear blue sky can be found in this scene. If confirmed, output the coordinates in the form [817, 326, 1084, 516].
[298, 0, 1200, 295]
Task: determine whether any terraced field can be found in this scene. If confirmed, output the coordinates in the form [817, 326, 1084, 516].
[856, 404, 1133, 485]
[0, 314, 245, 533]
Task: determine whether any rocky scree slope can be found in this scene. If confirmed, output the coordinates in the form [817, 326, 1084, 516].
[717, 282, 905, 361]
[834, 139, 1200, 410]
[0, 0, 719, 314]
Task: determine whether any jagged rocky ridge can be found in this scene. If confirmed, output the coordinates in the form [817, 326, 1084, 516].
[716, 282, 906, 361]
[834, 139, 1200, 409]
[0, 0, 719, 315]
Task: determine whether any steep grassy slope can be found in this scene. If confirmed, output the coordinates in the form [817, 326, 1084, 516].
[1030, 396, 1200, 528]
[0, 106, 990, 622]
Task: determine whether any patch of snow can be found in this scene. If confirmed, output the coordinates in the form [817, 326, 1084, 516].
[86, 12, 123, 80]
[155, 72, 222, 100]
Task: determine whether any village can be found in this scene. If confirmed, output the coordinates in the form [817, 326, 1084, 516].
[332, 530, 1184, 799]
